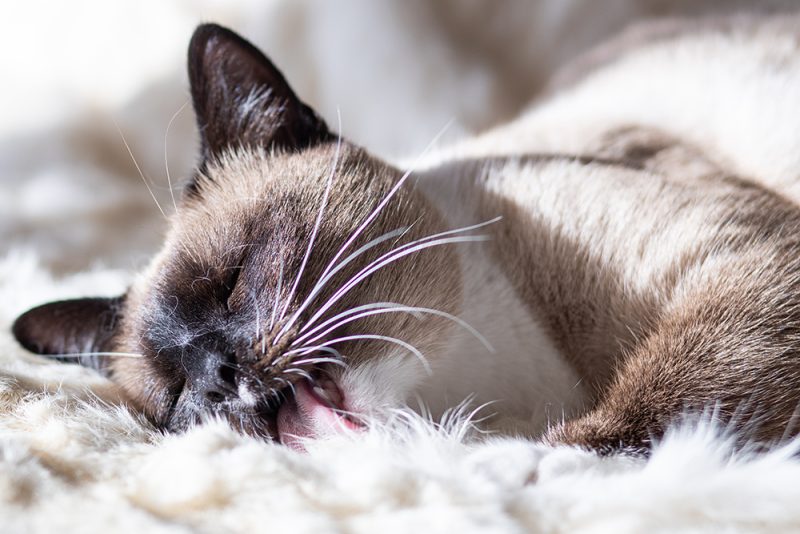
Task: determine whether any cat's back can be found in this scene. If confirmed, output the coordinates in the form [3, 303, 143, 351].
[416, 10, 800, 403]
[439, 11, 800, 204]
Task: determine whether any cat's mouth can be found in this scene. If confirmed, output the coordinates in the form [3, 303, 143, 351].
[271, 373, 363, 449]
[165, 365, 364, 447]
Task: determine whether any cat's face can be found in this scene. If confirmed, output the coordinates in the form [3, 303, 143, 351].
[13, 24, 465, 447]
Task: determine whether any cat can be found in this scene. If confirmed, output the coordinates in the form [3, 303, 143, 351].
[13, 15, 800, 453]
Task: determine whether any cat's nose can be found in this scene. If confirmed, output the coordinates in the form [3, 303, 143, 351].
[189, 352, 238, 404]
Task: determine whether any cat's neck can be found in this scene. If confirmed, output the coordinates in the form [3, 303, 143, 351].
[412, 156, 592, 434]
[413, 148, 719, 407]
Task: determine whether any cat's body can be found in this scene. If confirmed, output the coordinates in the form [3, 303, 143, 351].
[14, 14, 800, 453]
[414, 13, 800, 448]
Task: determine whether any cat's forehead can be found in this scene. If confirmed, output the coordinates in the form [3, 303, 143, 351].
[183, 145, 363, 224]
[162, 143, 405, 273]
[196, 144, 347, 212]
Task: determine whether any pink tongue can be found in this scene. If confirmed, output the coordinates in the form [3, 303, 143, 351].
[277, 398, 313, 451]
[276, 381, 362, 450]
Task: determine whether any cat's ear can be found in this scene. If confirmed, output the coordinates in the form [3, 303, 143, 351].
[12, 297, 125, 376]
[188, 23, 332, 161]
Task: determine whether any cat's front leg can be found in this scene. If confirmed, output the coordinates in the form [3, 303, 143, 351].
[544, 267, 800, 455]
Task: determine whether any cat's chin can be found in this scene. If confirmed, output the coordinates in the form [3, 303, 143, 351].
[276, 378, 362, 450]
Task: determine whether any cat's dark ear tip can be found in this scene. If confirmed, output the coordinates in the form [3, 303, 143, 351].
[189, 23, 252, 60]
[192, 22, 237, 41]
[12, 305, 48, 355]
[188, 24, 224, 65]
[190, 23, 227, 49]
[10, 297, 124, 362]
[193, 22, 229, 36]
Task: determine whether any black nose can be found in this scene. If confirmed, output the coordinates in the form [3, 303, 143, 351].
[188, 351, 238, 404]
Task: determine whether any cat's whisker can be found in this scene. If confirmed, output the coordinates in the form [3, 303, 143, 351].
[315, 119, 453, 284]
[301, 304, 494, 353]
[285, 345, 346, 362]
[366, 216, 500, 272]
[289, 356, 348, 369]
[281, 221, 491, 343]
[302, 308, 424, 347]
[112, 117, 167, 219]
[286, 380, 297, 399]
[299, 217, 499, 334]
[274, 227, 410, 342]
[292, 302, 413, 346]
[277, 109, 343, 322]
[268, 389, 280, 405]
[272, 376, 291, 391]
[269, 257, 285, 333]
[303, 234, 491, 334]
[271, 123, 453, 343]
[274, 123, 453, 344]
[251, 287, 262, 345]
[283, 367, 314, 382]
[313, 334, 431, 374]
[164, 100, 189, 215]
[48, 352, 144, 359]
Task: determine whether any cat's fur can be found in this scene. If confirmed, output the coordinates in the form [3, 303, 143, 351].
[13, 15, 800, 453]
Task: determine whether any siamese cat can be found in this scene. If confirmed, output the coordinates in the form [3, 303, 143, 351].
[14, 17, 800, 453]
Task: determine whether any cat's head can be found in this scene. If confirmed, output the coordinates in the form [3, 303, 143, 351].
[12, 24, 468, 447]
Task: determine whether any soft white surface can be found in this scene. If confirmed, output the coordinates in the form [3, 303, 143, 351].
[2, 1, 799, 532]
[2, 328, 800, 533]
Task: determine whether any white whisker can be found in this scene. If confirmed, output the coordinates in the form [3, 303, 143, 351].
[252, 288, 262, 345]
[301, 304, 494, 353]
[269, 257, 285, 335]
[112, 117, 166, 218]
[314, 334, 431, 374]
[278, 109, 343, 322]
[274, 121, 453, 343]
[285, 345, 346, 361]
[305, 234, 489, 333]
[283, 368, 314, 381]
[272, 377, 296, 399]
[51, 352, 144, 359]
[164, 100, 189, 215]
[316, 119, 453, 284]
[290, 357, 348, 368]
[275, 227, 410, 341]
[301, 217, 500, 333]
[292, 302, 419, 346]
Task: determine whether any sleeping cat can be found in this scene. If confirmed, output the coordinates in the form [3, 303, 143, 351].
[13, 17, 800, 453]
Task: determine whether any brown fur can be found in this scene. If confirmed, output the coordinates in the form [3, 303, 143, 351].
[467, 140, 800, 452]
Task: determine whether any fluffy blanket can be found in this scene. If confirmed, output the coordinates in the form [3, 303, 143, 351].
[2, 1, 798, 531]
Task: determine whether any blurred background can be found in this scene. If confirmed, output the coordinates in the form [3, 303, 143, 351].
[0, 0, 791, 276]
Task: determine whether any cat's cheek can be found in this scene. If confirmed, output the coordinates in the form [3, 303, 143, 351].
[338, 354, 429, 421]
[108, 358, 175, 425]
